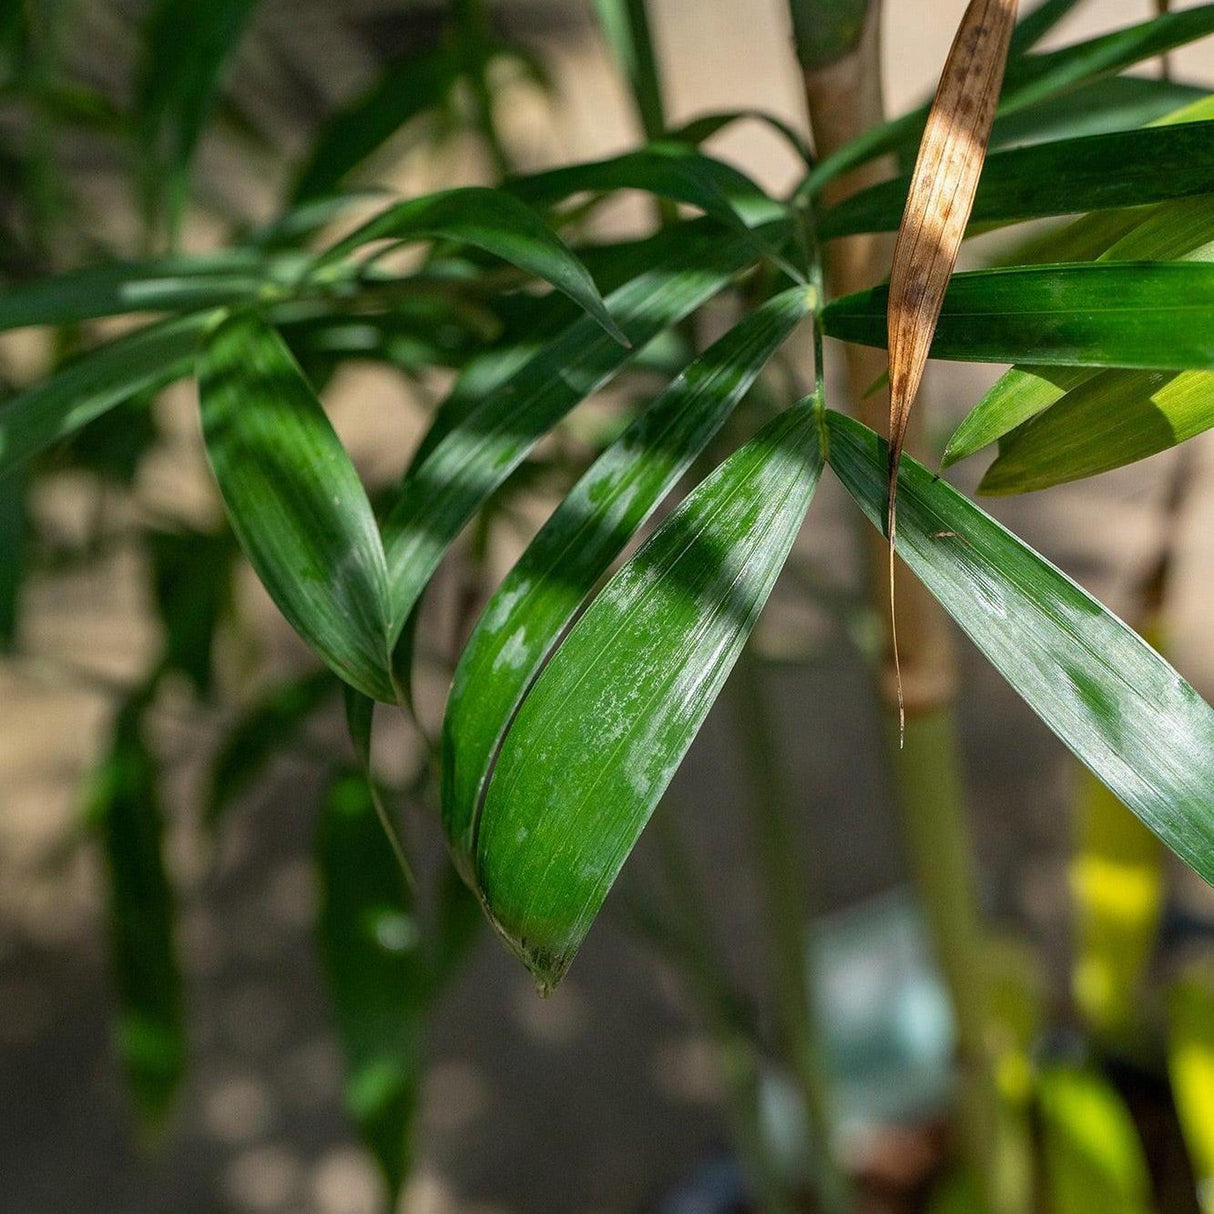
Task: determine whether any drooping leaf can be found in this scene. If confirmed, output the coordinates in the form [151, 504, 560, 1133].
[291, 47, 454, 203]
[135, 0, 261, 235]
[316, 771, 425, 1201]
[978, 368, 1214, 494]
[825, 410, 1214, 885]
[1071, 762, 1163, 1039]
[442, 287, 812, 874]
[883, 0, 1017, 734]
[198, 313, 395, 700]
[0, 310, 214, 481]
[205, 670, 334, 828]
[0, 250, 280, 332]
[821, 121, 1214, 239]
[1168, 963, 1214, 1214]
[1037, 1064, 1153, 1214]
[89, 697, 184, 1124]
[823, 262, 1214, 372]
[317, 186, 627, 344]
[805, 3, 1214, 194]
[506, 143, 786, 231]
[666, 108, 815, 167]
[380, 219, 773, 648]
[475, 404, 824, 988]
[149, 527, 235, 694]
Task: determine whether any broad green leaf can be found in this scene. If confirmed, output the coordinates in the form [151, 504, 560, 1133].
[476, 404, 824, 988]
[0, 250, 281, 332]
[805, 3, 1214, 194]
[291, 46, 454, 203]
[825, 411, 1214, 885]
[979, 368, 1214, 493]
[506, 143, 785, 230]
[89, 698, 184, 1123]
[0, 311, 213, 481]
[380, 219, 772, 645]
[822, 262, 1214, 371]
[1038, 1064, 1153, 1214]
[205, 670, 334, 827]
[988, 78, 1209, 150]
[442, 287, 812, 874]
[1071, 762, 1162, 1038]
[1169, 963, 1214, 1214]
[316, 186, 626, 344]
[945, 194, 1214, 467]
[149, 527, 235, 694]
[820, 122, 1214, 239]
[136, 0, 261, 235]
[198, 314, 395, 701]
[316, 771, 424, 1201]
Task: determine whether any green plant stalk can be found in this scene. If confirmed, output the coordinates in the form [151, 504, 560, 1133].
[730, 650, 851, 1214]
[647, 809, 797, 1214]
[593, 0, 665, 142]
[796, 6, 1010, 1210]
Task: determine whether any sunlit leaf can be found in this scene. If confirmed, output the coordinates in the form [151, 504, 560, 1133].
[826, 410, 1214, 884]
[380, 219, 773, 650]
[821, 121, 1214, 238]
[1037, 1064, 1152, 1214]
[442, 287, 812, 875]
[823, 262, 1214, 371]
[475, 404, 824, 988]
[198, 313, 395, 700]
[1169, 963, 1214, 1214]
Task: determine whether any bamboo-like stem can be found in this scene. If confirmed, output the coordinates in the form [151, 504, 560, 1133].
[729, 650, 851, 1214]
[795, 6, 1008, 1211]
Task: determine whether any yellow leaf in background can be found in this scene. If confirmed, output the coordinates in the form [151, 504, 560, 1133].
[886, 0, 1018, 739]
[1169, 963, 1214, 1214]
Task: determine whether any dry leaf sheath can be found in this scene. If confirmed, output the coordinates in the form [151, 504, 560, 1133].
[886, 0, 1018, 742]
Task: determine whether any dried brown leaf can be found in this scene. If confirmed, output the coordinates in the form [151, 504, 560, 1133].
[886, 0, 1018, 741]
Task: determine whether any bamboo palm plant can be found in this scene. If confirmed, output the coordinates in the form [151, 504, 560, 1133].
[3, 0, 1214, 1210]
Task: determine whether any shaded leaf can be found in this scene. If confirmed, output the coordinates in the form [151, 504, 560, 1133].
[1007, 0, 1083, 56]
[0, 311, 213, 481]
[206, 670, 334, 828]
[317, 186, 627, 345]
[476, 404, 824, 988]
[822, 121, 1214, 239]
[667, 108, 815, 166]
[825, 410, 1214, 884]
[198, 313, 394, 700]
[316, 771, 424, 1201]
[89, 698, 184, 1123]
[442, 287, 812, 874]
[0, 464, 26, 648]
[380, 219, 773, 648]
[292, 46, 453, 203]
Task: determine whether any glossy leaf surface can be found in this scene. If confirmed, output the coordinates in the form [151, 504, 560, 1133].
[442, 287, 812, 872]
[826, 411, 1214, 884]
[199, 314, 394, 700]
[822, 262, 1214, 371]
[477, 405, 824, 988]
[318, 186, 625, 343]
[821, 121, 1214, 238]
[380, 220, 769, 644]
